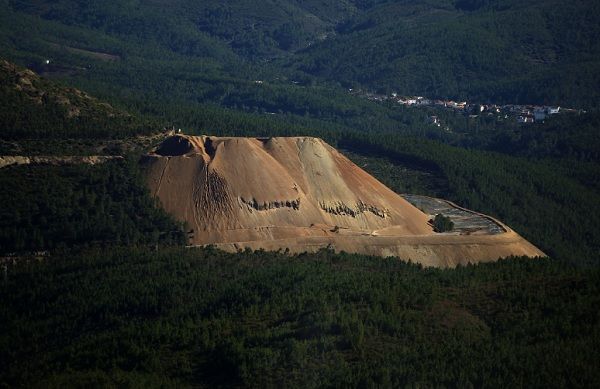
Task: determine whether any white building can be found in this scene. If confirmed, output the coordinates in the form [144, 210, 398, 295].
[517, 115, 534, 124]
[548, 107, 560, 114]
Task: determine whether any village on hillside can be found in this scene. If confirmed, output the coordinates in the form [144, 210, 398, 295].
[349, 89, 584, 127]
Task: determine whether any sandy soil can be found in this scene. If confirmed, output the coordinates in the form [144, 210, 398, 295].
[143, 135, 545, 267]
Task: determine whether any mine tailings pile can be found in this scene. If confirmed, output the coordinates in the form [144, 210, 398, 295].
[142, 135, 544, 267]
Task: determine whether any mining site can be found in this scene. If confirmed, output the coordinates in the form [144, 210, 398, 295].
[142, 134, 544, 267]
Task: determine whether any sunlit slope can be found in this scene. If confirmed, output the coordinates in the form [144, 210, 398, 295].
[143, 135, 544, 266]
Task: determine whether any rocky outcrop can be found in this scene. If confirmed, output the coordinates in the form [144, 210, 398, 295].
[319, 200, 389, 218]
[242, 197, 301, 211]
[1, 59, 128, 119]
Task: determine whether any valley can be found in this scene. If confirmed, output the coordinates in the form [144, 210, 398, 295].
[0, 1, 599, 386]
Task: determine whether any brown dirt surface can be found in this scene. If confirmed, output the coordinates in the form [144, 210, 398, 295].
[143, 135, 545, 267]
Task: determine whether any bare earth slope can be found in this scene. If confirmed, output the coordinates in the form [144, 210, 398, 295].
[143, 135, 544, 267]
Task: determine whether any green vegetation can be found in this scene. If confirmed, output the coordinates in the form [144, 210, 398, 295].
[0, 1, 599, 385]
[1, 248, 599, 387]
[1, 57, 598, 264]
[3, 0, 600, 115]
[433, 214, 454, 232]
[0, 160, 185, 252]
[0, 60, 149, 139]
[290, 0, 600, 107]
[340, 135, 600, 265]
[1, 49, 599, 263]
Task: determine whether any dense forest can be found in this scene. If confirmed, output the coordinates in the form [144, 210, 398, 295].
[1, 248, 599, 387]
[1, 0, 599, 385]
[289, 0, 600, 106]
[0, 159, 185, 252]
[3, 0, 600, 107]
[0, 60, 147, 139]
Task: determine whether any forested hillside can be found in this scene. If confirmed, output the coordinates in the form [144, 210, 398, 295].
[0, 160, 185, 252]
[288, 0, 600, 106]
[3, 0, 599, 153]
[0, 60, 146, 138]
[0, 58, 598, 264]
[2, 248, 599, 387]
[1, 1, 600, 385]
[3, 0, 600, 107]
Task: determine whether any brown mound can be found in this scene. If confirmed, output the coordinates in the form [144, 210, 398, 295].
[143, 135, 544, 267]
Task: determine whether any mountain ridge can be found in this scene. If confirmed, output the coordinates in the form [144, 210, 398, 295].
[3, 0, 600, 106]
